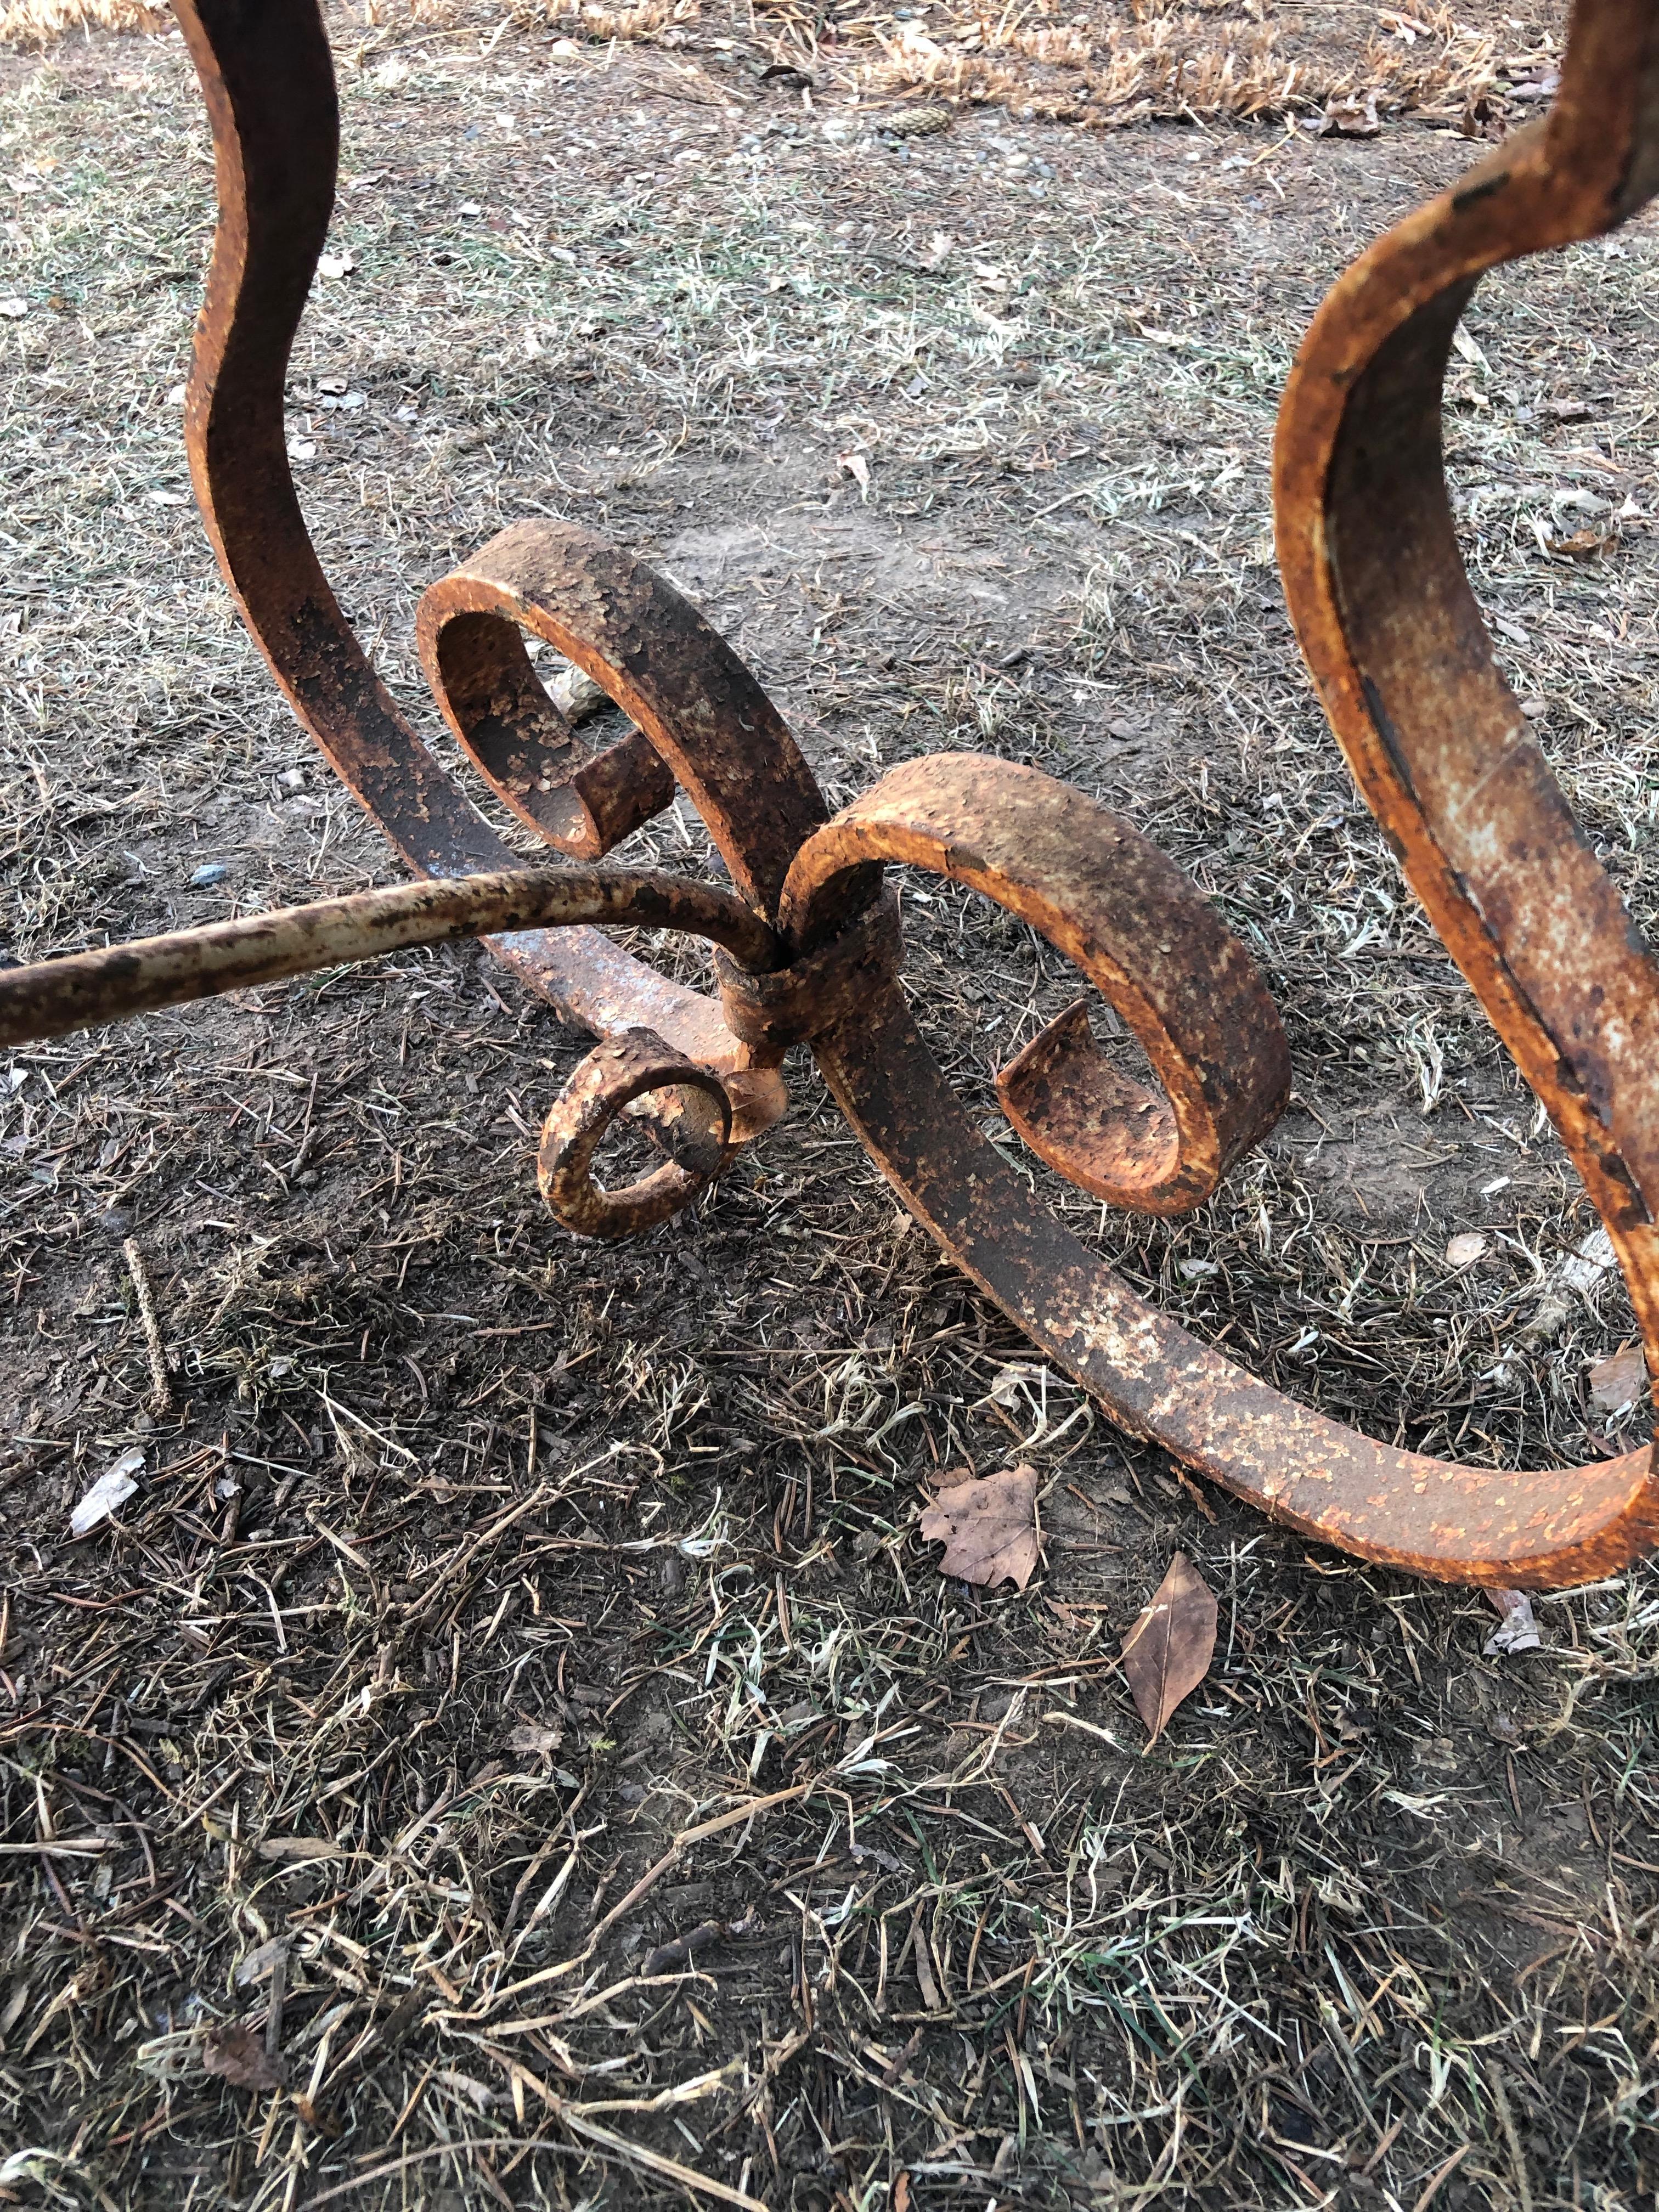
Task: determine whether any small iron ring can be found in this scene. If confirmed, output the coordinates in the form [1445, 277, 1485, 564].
[539, 1027, 735, 1241]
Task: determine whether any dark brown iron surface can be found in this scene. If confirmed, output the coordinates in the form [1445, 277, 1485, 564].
[416, 593, 675, 863]
[782, 754, 1291, 1217]
[4, 0, 1657, 1587]
[789, 811, 1658, 1588]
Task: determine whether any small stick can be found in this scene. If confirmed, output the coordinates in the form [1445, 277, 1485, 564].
[591, 1781, 816, 1946]
[122, 1239, 173, 1415]
[265, 1945, 287, 2063]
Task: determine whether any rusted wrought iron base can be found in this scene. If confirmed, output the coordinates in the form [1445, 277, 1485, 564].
[5, 0, 1659, 1589]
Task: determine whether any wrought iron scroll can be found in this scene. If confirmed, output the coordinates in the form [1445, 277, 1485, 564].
[4, 0, 1659, 1589]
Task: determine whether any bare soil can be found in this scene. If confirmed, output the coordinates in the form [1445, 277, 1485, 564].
[1, 7, 1657, 2210]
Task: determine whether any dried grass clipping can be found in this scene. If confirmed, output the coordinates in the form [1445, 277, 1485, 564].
[743, 0, 1510, 133]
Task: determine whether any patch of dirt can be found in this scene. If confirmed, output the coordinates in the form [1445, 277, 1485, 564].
[2, 7, 1657, 2212]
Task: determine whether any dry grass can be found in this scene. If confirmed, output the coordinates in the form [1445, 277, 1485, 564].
[515, 0, 1562, 134]
[2, 7, 1658, 2211]
[748, 0, 1524, 132]
[0, 0, 1562, 142]
[0, 0, 163, 49]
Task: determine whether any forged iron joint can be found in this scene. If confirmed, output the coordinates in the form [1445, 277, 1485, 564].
[713, 887, 904, 1058]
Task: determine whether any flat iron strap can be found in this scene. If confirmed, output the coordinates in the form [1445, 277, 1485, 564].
[782, 754, 1289, 1217]
[783, 757, 1659, 1586]
[415, 592, 674, 862]
[171, 0, 804, 1133]
[808, 981, 1659, 1588]
[421, 524, 841, 918]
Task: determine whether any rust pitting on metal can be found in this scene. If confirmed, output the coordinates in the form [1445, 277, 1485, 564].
[415, 594, 674, 862]
[1, 0, 1654, 1592]
[1274, 0, 1659, 1576]
[780, 753, 1291, 1220]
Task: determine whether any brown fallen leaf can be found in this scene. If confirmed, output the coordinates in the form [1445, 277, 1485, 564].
[257, 1836, 345, 1864]
[1588, 1344, 1646, 1415]
[1321, 88, 1380, 136]
[1547, 526, 1617, 558]
[202, 2020, 285, 2092]
[506, 1720, 565, 1758]
[1119, 1552, 1217, 1743]
[920, 1463, 1040, 1589]
[837, 449, 871, 497]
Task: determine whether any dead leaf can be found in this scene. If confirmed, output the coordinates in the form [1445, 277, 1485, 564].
[910, 1905, 942, 2008]
[506, 1721, 565, 1757]
[1505, 66, 1560, 101]
[202, 2021, 285, 2092]
[1588, 1344, 1646, 1415]
[1444, 1231, 1486, 1268]
[920, 1463, 1040, 1589]
[1547, 526, 1616, 558]
[1483, 1588, 1543, 1656]
[837, 450, 871, 498]
[233, 1940, 289, 1990]
[983, 1359, 1052, 1410]
[1321, 89, 1380, 136]
[70, 1448, 145, 1538]
[257, 1836, 345, 1863]
[1119, 1552, 1217, 1743]
[1450, 322, 1487, 370]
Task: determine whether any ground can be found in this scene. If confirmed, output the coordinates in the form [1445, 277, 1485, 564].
[2, 3, 1657, 2209]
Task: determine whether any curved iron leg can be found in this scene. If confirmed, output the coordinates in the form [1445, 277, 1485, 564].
[784, 758, 1659, 1588]
[171, 0, 804, 1139]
